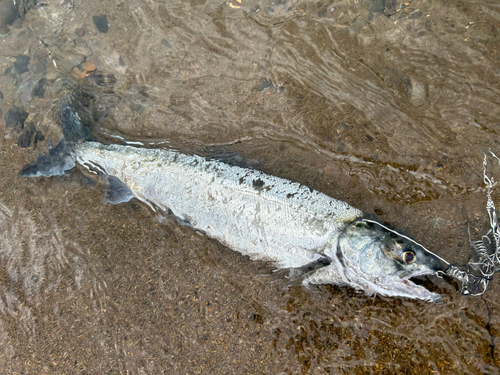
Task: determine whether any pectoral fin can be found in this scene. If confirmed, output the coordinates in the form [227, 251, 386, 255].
[285, 257, 332, 287]
[103, 176, 135, 205]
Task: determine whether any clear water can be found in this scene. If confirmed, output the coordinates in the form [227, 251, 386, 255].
[0, 0, 499, 373]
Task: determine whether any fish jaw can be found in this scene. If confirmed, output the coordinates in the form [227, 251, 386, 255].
[389, 278, 441, 303]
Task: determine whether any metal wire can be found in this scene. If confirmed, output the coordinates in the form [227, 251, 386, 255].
[444, 150, 500, 296]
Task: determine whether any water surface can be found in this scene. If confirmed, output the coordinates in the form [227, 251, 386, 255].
[0, 0, 499, 373]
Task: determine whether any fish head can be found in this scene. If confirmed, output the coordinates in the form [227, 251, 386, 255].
[338, 219, 444, 302]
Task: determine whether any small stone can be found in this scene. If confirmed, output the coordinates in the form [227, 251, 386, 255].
[161, 39, 172, 48]
[33, 78, 47, 98]
[75, 27, 85, 37]
[31, 58, 47, 75]
[4, 106, 28, 128]
[93, 15, 109, 33]
[0, 0, 19, 27]
[17, 123, 35, 148]
[14, 55, 30, 74]
[59, 53, 86, 73]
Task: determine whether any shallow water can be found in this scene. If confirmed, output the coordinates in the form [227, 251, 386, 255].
[0, 0, 500, 373]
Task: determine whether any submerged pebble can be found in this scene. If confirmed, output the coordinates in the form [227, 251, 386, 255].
[161, 39, 172, 48]
[93, 15, 109, 33]
[0, 0, 19, 29]
[4, 106, 28, 128]
[13, 55, 30, 74]
[75, 27, 85, 37]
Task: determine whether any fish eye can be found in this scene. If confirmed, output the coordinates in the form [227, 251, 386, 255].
[402, 251, 416, 264]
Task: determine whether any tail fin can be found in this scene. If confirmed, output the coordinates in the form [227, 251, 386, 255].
[19, 95, 94, 178]
[19, 139, 75, 177]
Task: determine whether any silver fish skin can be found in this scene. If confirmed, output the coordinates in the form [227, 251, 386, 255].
[67, 141, 444, 302]
[75, 142, 362, 269]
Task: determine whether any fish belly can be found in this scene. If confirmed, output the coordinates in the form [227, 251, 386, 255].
[75, 142, 363, 269]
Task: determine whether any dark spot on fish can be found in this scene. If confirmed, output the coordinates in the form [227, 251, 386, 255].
[239, 176, 244, 184]
[253, 178, 265, 190]
[286, 193, 296, 199]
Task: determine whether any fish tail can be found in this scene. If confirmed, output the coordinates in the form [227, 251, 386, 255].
[19, 92, 94, 178]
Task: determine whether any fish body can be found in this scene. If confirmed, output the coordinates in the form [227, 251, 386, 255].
[75, 141, 362, 270]
[20, 104, 445, 301]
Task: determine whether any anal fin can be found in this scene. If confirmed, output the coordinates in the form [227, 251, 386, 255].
[103, 176, 135, 205]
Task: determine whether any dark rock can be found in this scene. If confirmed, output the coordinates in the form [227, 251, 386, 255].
[259, 79, 275, 92]
[34, 129, 44, 144]
[33, 78, 46, 98]
[161, 39, 172, 48]
[17, 76, 47, 107]
[368, 0, 396, 13]
[16, 0, 39, 17]
[4, 106, 28, 128]
[0, 0, 20, 27]
[368, 0, 384, 13]
[14, 55, 30, 74]
[93, 15, 109, 33]
[17, 122, 35, 147]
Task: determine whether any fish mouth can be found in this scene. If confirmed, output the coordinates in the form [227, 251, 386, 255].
[361, 272, 441, 302]
[395, 277, 441, 302]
